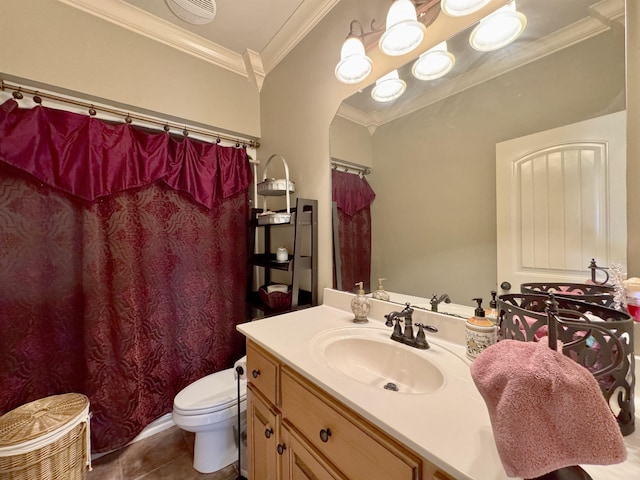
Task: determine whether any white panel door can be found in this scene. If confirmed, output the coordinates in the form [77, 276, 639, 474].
[496, 111, 626, 292]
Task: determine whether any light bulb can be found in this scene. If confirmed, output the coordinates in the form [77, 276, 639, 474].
[379, 0, 426, 56]
[412, 41, 456, 81]
[335, 36, 372, 84]
[441, 0, 491, 17]
[371, 70, 406, 102]
[470, 1, 527, 52]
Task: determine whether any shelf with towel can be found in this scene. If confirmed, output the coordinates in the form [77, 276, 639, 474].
[247, 197, 318, 318]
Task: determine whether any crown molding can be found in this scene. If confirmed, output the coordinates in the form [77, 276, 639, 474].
[589, 0, 625, 23]
[336, 103, 382, 135]
[243, 49, 265, 92]
[340, 5, 621, 130]
[261, 0, 341, 73]
[57, 0, 338, 89]
[57, 0, 246, 75]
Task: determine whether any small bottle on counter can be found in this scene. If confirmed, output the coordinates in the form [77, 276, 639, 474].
[351, 282, 371, 323]
[485, 290, 499, 325]
[466, 298, 497, 360]
[371, 278, 390, 301]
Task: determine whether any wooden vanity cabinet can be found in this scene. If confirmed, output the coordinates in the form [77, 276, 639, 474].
[245, 340, 455, 480]
[247, 342, 282, 479]
[247, 385, 281, 480]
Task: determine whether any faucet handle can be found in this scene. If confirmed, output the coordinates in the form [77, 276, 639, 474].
[415, 323, 438, 333]
[414, 323, 438, 350]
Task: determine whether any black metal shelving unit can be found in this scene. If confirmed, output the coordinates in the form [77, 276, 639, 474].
[248, 197, 317, 317]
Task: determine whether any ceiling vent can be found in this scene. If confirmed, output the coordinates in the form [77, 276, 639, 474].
[165, 0, 217, 25]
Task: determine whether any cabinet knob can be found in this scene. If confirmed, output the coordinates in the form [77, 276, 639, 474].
[252, 369, 261, 378]
[277, 443, 286, 455]
[319, 428, 332, 443]
[264, 428, 273, 439]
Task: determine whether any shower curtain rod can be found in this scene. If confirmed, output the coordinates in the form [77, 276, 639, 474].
[0, 79, 261, 149]
[331, 159, 371, 176]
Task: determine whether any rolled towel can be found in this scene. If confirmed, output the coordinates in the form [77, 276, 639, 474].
[470, 340, 626, 479]
[234, 355, 247, 380]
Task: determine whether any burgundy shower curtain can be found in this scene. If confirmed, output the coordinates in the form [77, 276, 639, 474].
[0, 99, 252, 453]
[332, 169, 376, 292]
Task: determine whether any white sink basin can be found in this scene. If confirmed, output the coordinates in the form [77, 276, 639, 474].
[310, 327, 445, 394]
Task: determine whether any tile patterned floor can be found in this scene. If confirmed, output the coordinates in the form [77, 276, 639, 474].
[88, 426, 240, 480]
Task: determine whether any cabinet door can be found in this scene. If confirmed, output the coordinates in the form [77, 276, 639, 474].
[247, 341, 279, 406]
[281, 367, 420, 480]
[248, 385, 281, 480]
[281, 423, 345, 480]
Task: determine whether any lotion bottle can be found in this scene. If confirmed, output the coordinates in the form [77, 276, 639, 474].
[351, 282, 371, 323]
[465, 298, 497, 360]
[371, 278, 390, 301]
[485, 290, 499, 325]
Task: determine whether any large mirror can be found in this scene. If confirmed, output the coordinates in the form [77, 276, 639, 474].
[330, 0, 626, 309]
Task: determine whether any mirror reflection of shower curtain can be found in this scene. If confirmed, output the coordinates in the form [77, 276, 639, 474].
[332, 169, 376, 292]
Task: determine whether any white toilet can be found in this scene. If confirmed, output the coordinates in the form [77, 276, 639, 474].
[172, 360, 247, 474]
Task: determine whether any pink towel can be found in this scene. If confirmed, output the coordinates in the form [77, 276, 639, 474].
[470, 340, 626, 479]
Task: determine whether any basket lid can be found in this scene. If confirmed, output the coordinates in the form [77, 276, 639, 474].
[0, 393, 89, 448]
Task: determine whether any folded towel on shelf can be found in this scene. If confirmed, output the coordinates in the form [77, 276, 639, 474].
[470, 340, 626, 479]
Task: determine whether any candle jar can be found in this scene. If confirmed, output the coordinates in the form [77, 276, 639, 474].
[627, 294, 640, 322]
[276, 246, 288, 263]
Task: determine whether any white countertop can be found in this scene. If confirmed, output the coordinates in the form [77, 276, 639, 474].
[237, 288, 640, 480]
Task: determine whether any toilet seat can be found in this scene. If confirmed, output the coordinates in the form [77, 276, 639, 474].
[174, 368, 247, 417]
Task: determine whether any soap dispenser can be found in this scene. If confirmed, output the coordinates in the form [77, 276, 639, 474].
[351, 282, 371, 323]
[465, 298, 497, 360]
[371, 278, 390, 301]
[485, 290, 499, 325]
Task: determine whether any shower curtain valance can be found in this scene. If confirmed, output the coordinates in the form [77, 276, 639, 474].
[332, 169, 376, 216]
[0, 99, 252, 209]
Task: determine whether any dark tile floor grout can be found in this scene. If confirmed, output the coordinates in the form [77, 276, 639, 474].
[88, 426, 239, 480]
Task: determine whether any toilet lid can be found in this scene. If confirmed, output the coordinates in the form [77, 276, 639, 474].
[174, 368, 247, 416]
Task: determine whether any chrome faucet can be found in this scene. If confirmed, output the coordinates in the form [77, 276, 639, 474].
[384, 303, 438, 349]
[430, 293, 451, 312]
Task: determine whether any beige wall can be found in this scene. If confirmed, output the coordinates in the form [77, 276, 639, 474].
[368, 30, 625, 303]
[627, 0, 640, 276]
[259, 0, 509, 299]
[0, 0, 260, 138]
[330, 116, 373, 167]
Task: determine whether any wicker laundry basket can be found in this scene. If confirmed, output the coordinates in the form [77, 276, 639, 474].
[0, 393, 91, 480]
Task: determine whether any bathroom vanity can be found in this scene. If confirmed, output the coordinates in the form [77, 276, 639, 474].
[237, 289, 640, 480]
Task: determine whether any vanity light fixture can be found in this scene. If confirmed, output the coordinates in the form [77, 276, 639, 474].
[379, 0, 426, 56]
[469, 0, 527, 52]
[441, 0, 491, 17]
[371, 70, 406, 102]
[411, 41, 455, 80]
[335, 20, 374, 84]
